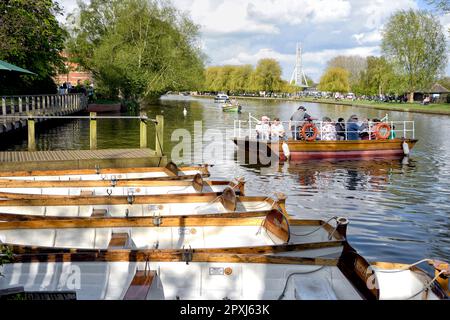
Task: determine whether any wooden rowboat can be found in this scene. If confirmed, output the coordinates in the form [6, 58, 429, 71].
[0, 189, 283, 218]
[0, 175, 245, 198]
[0, 211, 346, 256]
[0, 162, 210, 181]
[233, 138, 418, 161]
[1, 242, 447, 300]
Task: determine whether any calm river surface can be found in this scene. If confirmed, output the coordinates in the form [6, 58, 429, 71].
[1, 95, 449, 265]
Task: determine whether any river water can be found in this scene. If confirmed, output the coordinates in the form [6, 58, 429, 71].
[1, 95, 449, 265]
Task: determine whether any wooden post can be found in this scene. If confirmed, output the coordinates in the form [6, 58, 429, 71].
[90, 112, 97, 150]
[27, 116, 36, 152]
[155, 115, 164, 156]
[18, 97, 23, 113]
[140, 112, 148, 149]
[1, 97, 6, 115]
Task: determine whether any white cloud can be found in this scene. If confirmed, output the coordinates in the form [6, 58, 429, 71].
[222, 48, 295, 65]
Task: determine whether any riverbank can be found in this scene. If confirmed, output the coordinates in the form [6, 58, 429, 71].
[193, 95, 450, 116]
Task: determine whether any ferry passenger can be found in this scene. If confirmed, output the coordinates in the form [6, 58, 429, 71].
[255, 116, 270, 140]
[290, 106, 312, 140]
[346, 115, 360, 140]
[359, 118, 370, 140]
[320, 117, 337, 141]
[335, 118, 346, 140]
[270, 118, 287, 141]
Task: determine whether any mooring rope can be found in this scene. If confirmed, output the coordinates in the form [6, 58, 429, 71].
[290, 216, 338, 237]
[277, 267, 327, 300]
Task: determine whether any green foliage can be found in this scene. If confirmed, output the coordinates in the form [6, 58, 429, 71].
[355, 56, 404, 95]
[381, 9, 447, 99]
[318, 67, 350, 93]
[0, 0, 67, 95]
[253, 59, 283, 92]
[327, 55, 367, 88]
[203, 60, 287, 94]
[437, 76, 450, 90]
[67, 0, 205, 103]
[0, 244, 13, 277]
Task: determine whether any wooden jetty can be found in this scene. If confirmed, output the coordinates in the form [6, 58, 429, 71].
[0, 112, 166, 171]
[0, 93, 87, 134]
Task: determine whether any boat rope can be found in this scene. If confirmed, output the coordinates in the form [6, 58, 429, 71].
[373, 259, 432, 273]
[166, 186, 191, 194]
[405, 270, 446, 300]
[277, 267, 327, 300]
[290, 216, 338, 238]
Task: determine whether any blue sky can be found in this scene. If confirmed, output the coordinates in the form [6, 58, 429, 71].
[58, 0, 450, 82]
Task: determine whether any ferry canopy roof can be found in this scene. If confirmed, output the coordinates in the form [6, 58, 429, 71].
[0, 60, 36, 75]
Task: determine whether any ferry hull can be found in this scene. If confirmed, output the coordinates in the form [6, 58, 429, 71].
[233, 138, 418, 161]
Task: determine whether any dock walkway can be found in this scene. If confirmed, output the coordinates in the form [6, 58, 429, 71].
[1, 93, 87, 134]
[0, 148, 167, 171]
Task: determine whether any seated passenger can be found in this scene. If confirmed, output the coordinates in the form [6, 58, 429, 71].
[270, 118, 286, 141]
[335, 118, 346, 140]
[346, 115, 360, 140]
[359, 118, 370, 140]
[256, 116, 270, 140]
[320, 117, 337, 141]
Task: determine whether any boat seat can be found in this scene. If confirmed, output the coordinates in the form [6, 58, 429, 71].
[108, 233, 129, 249]
[92, 209, 108, 218]
[80, 190, 94, 197]
[294, 277, 338, 300]
[123, 270, 156, 300]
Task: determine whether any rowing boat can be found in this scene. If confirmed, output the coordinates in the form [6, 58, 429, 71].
[0, 162, 210, 181]
[0, 189, 282, 218]
[0, 175, 245, 198]
[1, 242, 447, 300]
[0, 211, 346, 256]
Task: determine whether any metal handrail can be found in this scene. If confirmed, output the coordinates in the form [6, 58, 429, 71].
[235, 119, 415, 141]
[0, 115, 156, 122]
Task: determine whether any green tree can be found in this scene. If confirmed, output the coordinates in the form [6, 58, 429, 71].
[67, 0, 205, 102]
[318, 67, 350, 93]
[0, 0, 67, 94]
[327, 55, 367, 90]
[356, 56, 401, 95]
[381, 9, 447, 102]
[253, 59, 283, 93]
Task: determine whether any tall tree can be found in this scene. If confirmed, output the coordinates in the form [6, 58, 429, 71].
[318, 67, 350, 93]
[356, 56, 399, 96]
[253, 59, 283, 93]
[67, 0, 205, 102]
[381, 9, 447, 102]
[0, 0, 67, 94]
[327, 55, 367, 89]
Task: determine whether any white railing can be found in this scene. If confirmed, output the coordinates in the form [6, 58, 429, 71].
[234, 113, 415, 141]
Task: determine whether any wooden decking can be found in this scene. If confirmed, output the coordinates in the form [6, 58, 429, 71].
[0, 148, 167, 171]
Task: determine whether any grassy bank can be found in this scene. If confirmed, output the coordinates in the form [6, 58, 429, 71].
[193, 95, 450, 116]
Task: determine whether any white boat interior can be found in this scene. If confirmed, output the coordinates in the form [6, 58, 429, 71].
[0, 224, 340, 254]
[0, 200, 274, 217]
[0, 170, 202, 181]
[0, 184, 230, 197]
[0, 261, 440, 300]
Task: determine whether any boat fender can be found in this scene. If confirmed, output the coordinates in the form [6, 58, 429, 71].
[282, 142, 290, 159]
[402, 141, 410, 156]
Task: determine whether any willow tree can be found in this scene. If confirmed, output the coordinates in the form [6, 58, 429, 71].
[67, 0, 205, 102]
[381, 9, 447, 102]
[253, 59, 283, 93]
[318, 67, 350, 93]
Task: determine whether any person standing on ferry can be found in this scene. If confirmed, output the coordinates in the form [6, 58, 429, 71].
[290, 106, 312, 140]
[346, 115, 361, 140]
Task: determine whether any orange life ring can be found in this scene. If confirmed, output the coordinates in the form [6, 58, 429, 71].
[374, 123, 391, 140]
[301, 123, 318, 141]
